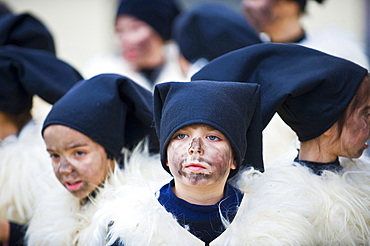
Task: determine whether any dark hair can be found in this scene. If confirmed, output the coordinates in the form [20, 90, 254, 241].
[3, 110, 32, 133]
[0, 2, 12, 16]
[289, 0, 325, 14]
[335, 73, 370, 139]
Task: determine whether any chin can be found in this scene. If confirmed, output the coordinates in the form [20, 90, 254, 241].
[184, 173, 212, 185]
[346, 150, 363, 159]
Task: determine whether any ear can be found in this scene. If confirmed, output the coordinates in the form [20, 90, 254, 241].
[230, 159, 237, 170]
[166, 160, 169, 167]
[323, 123, 337, 137]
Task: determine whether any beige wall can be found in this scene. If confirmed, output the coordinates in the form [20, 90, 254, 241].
[302, 0, 367, 46]
[4, 0, 118, 72]
[3, 0, 368, 72]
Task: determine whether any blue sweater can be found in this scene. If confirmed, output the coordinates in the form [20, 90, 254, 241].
[157, 180, 243, 244]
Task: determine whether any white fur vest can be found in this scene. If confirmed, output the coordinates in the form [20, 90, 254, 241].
[88, 168, 319, 245]
[262, 156, 370, 245]
[0, 121, 56, 224]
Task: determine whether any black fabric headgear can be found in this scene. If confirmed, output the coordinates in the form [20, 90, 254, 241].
[116, 0, 180, 41]
[0, 45, 82, 114]
[154, 81, 263, 177]
[0, 13, 55, 54]
[173, 3, 261, 63]
[192, 43, 368, 142]
[43, 74, 158, 159]
[294, 0, 325, 11]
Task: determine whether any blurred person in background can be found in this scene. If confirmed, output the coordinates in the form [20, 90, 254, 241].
[241, 0, 369, 68]
[172, 2, 262, 79]
[0, 46, 82, 245]
[0, 8, 83, 245]
[0, 8, 58, 123]
[83, 0, 186, 91]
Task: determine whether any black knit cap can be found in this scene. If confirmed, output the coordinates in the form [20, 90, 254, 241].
[173, 2, 261, 63]
[43, 74, 158, 159]
[116, 0, 180, 41]
[294, 0, 325, 11]
[0, 13, 55, 54]
[0, 45, 82, 114]
[192, 43, 368, 142]
[154, 81, 263, 177]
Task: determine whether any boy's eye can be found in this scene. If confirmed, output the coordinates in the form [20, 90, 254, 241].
[75, 150, 86, 157]
[49, 153, 60, 160]
[176, 134, 188, 140]
[207, 135, 220, 141]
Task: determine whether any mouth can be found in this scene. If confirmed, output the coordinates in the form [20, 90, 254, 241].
[185, 163, 207, 172]
[124, 50, 139, 61]
[65, 181, 83, 192]
[364, 142, 369, 149]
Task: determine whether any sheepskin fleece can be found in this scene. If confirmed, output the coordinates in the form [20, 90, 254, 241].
[88, 168, 319, 245]
[26, 142, 170, 246]
[0, 121, 57, 224]
[265, 154, 370, 245]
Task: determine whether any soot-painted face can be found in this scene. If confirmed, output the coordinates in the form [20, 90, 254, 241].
[43, 125, 114, 199]
[166, 123, 236, 188]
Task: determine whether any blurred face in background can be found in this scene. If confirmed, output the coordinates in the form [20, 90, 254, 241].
[241, 0, 280, 32]
[115, 15, 164, 70]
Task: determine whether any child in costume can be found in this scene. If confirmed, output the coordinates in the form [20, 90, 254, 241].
[192, 42, 370, 244]
[83, 0, 185, 90]
[26, 74, 169, 245]
[88, 80, 317, 245]
[172, 2, 262, 79]
[0, 46, 82, 245]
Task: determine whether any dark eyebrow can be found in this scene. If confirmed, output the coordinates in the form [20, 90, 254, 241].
[362, 105, 370, 113]
[68, 143, 88, 149]
[46, 142, 88, 152]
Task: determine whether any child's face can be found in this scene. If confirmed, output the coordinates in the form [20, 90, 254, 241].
[336, 101, 370, 158]
[115, 15, 164, 68]
[43, 125, 114, 199]
[166, 123, 236, 188]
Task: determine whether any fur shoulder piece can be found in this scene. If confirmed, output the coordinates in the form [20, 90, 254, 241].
[89, 183, 203, 246]
[26, 164, 126, 246]
[0, 122, 56, 224]
[258, 160, 370, 245]
[88, 168, 317, 245]
[118, 141, 171, 188]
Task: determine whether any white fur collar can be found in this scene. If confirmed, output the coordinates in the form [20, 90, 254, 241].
[0, 121, 56, 224]
[89, 156, 370, 245]
[261, 157, 370, 245]
[89, 169, 318, 245]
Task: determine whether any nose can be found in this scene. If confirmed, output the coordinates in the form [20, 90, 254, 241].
[188, 137, 204, 156]
[57, 157, 74, 175]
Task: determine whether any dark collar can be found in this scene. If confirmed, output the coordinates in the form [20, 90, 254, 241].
[291, 31, 306, 44]
[294, 155, 342, 175]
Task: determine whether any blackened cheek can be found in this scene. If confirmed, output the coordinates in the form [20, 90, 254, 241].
[211, 148, 232, 176]
[168, 143, 186, 171]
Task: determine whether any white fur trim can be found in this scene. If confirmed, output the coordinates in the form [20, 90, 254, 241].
[89, 167, 317, 245]
[0, 122, 57, 224]
[260, 157, 370, 245]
